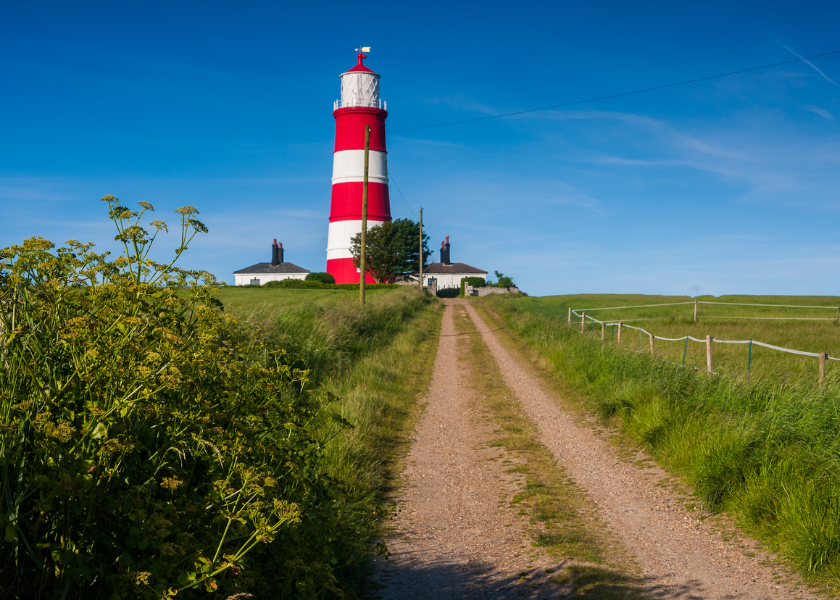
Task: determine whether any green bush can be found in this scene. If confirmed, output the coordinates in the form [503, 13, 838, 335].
[462, 277, 485, 288]
[264, 278, 324, 289]
[0, 197, 374, 599]
[250, 280, 399, 291]
[305, 272, 336, 285]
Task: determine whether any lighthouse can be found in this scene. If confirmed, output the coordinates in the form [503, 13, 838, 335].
[326, 52, 391, 283]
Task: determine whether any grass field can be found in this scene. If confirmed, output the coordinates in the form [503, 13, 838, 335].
[211, 285, 369, 311]
[518, 294, 840, 382]
[482, 293, 840, 592]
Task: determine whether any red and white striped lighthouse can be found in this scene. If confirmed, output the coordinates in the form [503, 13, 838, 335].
[326, 52, 391, 284]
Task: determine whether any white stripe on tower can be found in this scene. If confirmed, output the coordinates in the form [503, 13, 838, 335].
[332, 150, 388, 185]
[326, 219, 386, 261]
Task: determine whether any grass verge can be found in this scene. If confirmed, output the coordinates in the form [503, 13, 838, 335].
[452, 305, 641, 598]
[227, 287, 443, 596]
[482, 294, 840, 593]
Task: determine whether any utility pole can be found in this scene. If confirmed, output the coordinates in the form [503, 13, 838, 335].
[418, 207, 424, 292]
[359, 125, 370, 306]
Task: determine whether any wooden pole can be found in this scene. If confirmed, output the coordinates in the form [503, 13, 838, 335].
[418, 207, 424, 292]
[706, 335, 712, 375]
[617, 321, 622, 344]
[649, 333, 654, 355]
[694, 299, 698, 324]
[819, 351, 826, 383]
[359, 125, 370, 306]
[601, 322, 605, 341]
[568, 308, 572, 324]
[581, 313, 586, 333]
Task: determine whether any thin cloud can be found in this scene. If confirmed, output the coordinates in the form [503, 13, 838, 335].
[802, 105, 835, 120]
[783, 45, 839, 86]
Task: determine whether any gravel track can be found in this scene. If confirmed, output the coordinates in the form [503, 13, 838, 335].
[465, 304, 823, 600]
[375, 302, 556, 599]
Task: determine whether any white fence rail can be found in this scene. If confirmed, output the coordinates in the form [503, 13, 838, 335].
[567, 302, 839, 382]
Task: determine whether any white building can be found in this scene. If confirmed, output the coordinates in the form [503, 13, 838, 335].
[233, 240, 310, 286]
[421, 236, 487, 290]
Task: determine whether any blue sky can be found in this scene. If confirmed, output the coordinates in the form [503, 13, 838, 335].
[2, 1, 839, 297]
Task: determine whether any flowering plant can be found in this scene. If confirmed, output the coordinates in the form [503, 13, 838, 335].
[0, 198, 357, 599]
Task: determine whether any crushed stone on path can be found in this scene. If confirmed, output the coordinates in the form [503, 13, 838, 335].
[465, 304, 824, 600]
[375, 301, 557, 599]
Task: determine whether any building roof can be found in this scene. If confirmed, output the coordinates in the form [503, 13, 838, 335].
[345, 53, 377, 74]
[233, 262, 310, 275]
[424, 262, 487, 275]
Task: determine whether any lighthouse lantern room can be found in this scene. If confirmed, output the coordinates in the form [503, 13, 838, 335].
[326, 53, 392, 284]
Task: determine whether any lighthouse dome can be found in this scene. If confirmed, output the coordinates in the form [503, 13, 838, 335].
[335, 53, 385, 110]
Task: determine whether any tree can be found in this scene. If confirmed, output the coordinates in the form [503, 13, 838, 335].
[493, 270, 514, 288]
[350, 218, 431, 283]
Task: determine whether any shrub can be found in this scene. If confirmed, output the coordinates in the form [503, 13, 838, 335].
[306, 272, 336, 285]
[462, 277, 485, 288]
[264, 278, 324, 288]
[0, 197, 373, 599]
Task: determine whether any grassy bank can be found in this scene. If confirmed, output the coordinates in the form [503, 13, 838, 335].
[225, 287, 442, 594]
[482, 294, 840, 591]
[519, 294, 840, 382]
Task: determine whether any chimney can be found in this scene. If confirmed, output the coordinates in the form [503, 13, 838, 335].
[278, 242, 284, 264]
[440, 241, 446, 265]
[271, 239, 279, 266]
[444, 235, 451, 265]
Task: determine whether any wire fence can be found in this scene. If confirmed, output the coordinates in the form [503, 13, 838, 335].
[567, 301, 839, 383]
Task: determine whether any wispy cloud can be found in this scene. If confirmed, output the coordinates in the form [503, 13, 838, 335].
[783, 45, 839, 86]
[802, 105, 835, 120]
[424, 94, 499, 116]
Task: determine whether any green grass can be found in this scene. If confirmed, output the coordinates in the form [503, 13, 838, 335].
[223, 286, 443, 594]
[211, 285, 361, 311]
[483, 294, 840, 592]
[517, 294, 840, 382]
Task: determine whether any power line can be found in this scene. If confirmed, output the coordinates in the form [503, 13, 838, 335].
[389, 50, 840, 134]
[388, 171, 417, 217]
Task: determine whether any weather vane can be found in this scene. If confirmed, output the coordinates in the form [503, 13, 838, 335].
[355, 46, 371, 53]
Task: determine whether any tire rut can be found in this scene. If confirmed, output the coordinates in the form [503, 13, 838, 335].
[464, 304, 824, 600]
[375, 302, 556, 599]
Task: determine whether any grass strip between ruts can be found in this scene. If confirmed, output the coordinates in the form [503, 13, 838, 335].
[452, 305, 642, 599]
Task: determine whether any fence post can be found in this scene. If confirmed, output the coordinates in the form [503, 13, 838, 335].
[581, 313, 586, 333]
[617, 321, 622, 344]
[649, 333, 654, 355]
[601, 322, 605, 341]
[568, 308, 572, 324]
[682, 336, 688, 365]
[706, 335, 712, 375]
[819, 351, 826, 383]
[694, 299, 698, 324]
[747, 340, 752, 376]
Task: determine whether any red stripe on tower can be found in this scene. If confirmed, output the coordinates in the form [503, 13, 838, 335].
[326, 53, 391, 284]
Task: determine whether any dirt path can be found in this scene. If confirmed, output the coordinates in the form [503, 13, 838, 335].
[375, 302, 556, 599]
[375, 300, 824, 599]
[465, 304, 822, 600]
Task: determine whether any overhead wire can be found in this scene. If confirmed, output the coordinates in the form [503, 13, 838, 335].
[389, 50, 840, 134]
[387, 171, 417, 217]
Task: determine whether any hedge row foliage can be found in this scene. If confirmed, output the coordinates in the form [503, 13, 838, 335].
[0, 198, 375, 599]
[262, 279, 399, 291]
